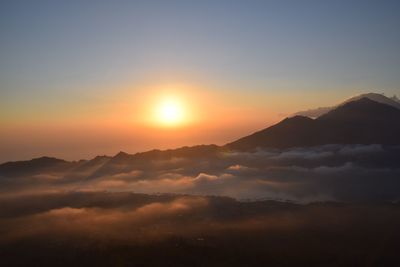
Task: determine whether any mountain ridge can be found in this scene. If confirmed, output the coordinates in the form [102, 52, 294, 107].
[2, 96, 400, 175]
[226, 97, 400, 150]
[294, 93, 400, 118]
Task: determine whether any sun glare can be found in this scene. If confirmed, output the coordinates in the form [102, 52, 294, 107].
[156, 97, 184, 126]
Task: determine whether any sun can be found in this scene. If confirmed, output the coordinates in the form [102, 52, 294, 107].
[156, 97, 184, 126]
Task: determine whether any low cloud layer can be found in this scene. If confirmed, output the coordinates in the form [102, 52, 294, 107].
[1, 144, 400, 202]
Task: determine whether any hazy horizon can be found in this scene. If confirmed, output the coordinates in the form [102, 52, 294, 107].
[1, 91, 398, 163]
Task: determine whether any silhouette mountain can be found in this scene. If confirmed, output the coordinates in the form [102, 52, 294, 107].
[294, 93, 400, 118]
[2, 97, 400, 176]
[89, 145, 221, 178]
[226, 98, 400, 150]
[0, 157, 73, 177]
[0, 145, 221, 178]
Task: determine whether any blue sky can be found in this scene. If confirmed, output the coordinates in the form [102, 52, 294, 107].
[2, 0, 400, 96]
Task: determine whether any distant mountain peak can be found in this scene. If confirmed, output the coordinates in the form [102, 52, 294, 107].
[318, 97, 400, 121]
[293, 92, 400, 118]
[114, 151, 130, 158]
[226, 97, 400, 150]
[282, 115, 314, 123]
[0, 156, 70, 176]
[26, 156, 65, 164]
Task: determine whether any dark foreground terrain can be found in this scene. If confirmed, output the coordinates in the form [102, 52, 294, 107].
[1, 192, 400, 267]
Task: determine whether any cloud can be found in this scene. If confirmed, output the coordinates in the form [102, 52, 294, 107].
[0, 195, 209, 243]
[1, 145, 400, 202]
[271, 149, 334, 160]
[338, 144, 384, 156]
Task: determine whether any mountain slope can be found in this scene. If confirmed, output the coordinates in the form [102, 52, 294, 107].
[226, 98, 400, 151]
[88, 144, 221, 178]
[224, 116, 316, 150]
[0, 157, 75, 177]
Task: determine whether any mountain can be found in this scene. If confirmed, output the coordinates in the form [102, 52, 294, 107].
[294, 93, 400, 118]
[2, 96, 400, 175]
[0, 144, 221, 178]
[89, 144, 221, 178]
[0, 157, 75, 177]
[226, 98, 400, 151]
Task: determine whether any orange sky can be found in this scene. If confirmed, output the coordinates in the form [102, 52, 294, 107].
[1, 82, 362, 162]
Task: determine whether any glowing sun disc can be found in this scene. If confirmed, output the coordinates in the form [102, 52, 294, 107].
[156, 98, 184, 125]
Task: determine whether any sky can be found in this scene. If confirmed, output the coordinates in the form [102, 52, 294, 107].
[1, 0, 400, 162]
